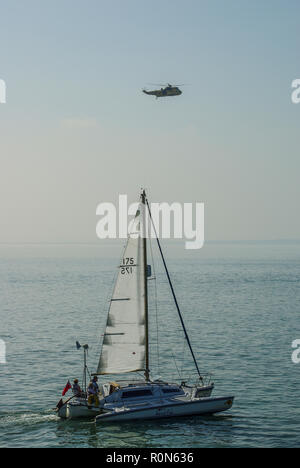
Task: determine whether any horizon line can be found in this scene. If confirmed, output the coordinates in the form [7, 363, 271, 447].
[0, 239, 300, 246]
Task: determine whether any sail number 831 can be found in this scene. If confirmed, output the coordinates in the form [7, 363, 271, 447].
[121, 257, 135, 275]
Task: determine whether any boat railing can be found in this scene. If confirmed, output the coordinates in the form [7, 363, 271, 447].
[154, 372, 213, 388]
[179, 373, 214, 387]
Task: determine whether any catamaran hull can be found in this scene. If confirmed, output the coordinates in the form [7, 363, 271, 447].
[57, 385, 214, 420]
[58, 403, 102, 420]
[96, 396, 234, 423]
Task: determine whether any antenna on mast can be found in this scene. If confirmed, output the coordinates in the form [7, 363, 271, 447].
[76, 341, 89, 393]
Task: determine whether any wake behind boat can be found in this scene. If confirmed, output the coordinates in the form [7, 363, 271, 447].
[56, 189, 234, 421]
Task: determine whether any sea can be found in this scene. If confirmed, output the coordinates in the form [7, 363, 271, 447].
[0, 241, 299, 448]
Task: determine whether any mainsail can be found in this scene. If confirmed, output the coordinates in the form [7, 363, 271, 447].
[97, 202, 147, 375]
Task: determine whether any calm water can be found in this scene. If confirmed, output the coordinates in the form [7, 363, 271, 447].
[0, 242, 300, 448]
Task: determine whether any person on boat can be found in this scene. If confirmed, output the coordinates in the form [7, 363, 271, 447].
[72, 379, 83, 397]
[87, 381, 99, 407]
[109, 381, 119, 395]
[91, 376, 99, 393]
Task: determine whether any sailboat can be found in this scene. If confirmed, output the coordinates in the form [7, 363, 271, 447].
[57, 190, 234, 421]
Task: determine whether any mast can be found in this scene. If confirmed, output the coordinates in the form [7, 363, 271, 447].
[141, 189, 150, 382]
[83, 347, 87, 393]
[145, 197, 203, 382]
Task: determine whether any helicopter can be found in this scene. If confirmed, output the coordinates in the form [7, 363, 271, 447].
[143, 83, 183, 99]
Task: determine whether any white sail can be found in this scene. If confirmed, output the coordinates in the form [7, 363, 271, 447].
[97, 203, 147, 375]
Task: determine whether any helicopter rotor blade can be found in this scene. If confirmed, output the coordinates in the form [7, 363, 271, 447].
[146, 83, 190, 87]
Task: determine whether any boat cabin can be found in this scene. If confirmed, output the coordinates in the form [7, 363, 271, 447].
[101, 381, 185, 405]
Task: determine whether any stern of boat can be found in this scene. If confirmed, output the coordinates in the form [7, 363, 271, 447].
[181, 380, 214, 399]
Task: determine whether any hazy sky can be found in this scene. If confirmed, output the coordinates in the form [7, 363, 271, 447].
[0, 0, 299, 243]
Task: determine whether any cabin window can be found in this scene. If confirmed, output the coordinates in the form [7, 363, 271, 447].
[122, 389, 153, 398]
[162, 388, 180, 394]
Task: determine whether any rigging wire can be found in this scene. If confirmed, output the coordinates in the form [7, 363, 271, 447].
[171, 348, 182, 380]
[145, 196, 203, 383]
[180, 331, 187, 377]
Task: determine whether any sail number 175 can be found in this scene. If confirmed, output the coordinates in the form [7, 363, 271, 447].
[121, 257, 135, 275]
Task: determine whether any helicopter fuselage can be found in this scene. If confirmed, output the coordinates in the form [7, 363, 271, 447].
[143, 86, 182, 98]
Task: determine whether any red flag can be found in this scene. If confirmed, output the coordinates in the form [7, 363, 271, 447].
[62, 380, 72, 396]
